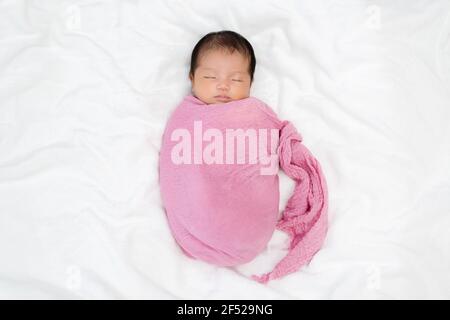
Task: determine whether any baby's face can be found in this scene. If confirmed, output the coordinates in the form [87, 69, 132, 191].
[190, 49, 251, 105]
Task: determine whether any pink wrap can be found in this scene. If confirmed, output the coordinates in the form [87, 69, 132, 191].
[159, 95, 328, 283]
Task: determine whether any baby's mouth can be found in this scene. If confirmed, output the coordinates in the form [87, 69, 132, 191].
[214, 95, 231, 102]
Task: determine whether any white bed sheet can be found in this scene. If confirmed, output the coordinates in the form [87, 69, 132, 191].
[0, 0, 449, 299]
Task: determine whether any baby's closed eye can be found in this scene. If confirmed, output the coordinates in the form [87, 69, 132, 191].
[202, 76, 243, 82]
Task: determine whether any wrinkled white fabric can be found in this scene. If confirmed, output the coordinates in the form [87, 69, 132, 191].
[0, 0, 449, 299]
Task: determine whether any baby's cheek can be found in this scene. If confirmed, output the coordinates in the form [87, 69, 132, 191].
[195, 81, 211, 96]
[236, 85, 251, 98]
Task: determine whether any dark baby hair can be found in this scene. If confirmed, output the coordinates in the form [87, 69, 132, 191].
[189, 30, 256, 82]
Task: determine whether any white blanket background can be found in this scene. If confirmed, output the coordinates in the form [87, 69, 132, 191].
[0, 0, 449, 299]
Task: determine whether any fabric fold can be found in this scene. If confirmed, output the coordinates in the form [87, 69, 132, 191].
[251, 121, 328, 283]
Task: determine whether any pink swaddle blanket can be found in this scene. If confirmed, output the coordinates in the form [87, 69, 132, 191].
[159, 95, 328, 283]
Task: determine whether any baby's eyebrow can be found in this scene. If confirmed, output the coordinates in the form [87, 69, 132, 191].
[200, 68, 245, 74]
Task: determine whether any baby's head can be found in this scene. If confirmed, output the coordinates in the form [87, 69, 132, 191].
[189, 30, 256, 105]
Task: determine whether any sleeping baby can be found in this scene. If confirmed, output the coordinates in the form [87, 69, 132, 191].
[159, 30, 328, 283]
[188, 30, 254, 105]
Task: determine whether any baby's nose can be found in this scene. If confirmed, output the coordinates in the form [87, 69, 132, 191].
[217, 79, 230, 89]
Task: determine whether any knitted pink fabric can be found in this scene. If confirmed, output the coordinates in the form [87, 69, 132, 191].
[159, 95, 328, 283]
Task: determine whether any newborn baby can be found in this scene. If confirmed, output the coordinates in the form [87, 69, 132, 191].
[188, 30, 255, 104]
[159, 30, 328, 283]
